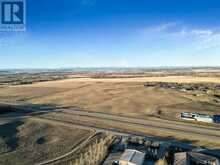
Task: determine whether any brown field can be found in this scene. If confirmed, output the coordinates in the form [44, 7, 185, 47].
[0, 118, 92, 165]
[0, 76, 220, 118]
[27, 75, 220, 84]
[0, 74, 220, 151]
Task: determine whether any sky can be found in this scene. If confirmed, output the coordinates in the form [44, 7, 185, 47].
[0, 0, 220, 68]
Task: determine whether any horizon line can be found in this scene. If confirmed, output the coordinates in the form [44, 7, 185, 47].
[1, 66, 220, 70]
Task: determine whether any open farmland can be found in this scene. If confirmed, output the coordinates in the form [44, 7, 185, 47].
[1, 73, 220, 150]
[0, 75, 220, 119]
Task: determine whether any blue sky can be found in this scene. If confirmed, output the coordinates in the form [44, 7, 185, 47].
[1, 0, 220, 68]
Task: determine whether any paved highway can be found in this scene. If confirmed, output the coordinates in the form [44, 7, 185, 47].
[32, 115, 220, 158]
[45, 108, 220, 142]
[1, 103, 220, 158]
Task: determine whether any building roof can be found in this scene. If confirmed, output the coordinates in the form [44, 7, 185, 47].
[187, 152, 219, 163]
[174, 152, 187, 165]
[120, 149, 145, 165]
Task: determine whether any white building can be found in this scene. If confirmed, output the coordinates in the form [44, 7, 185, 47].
[194, 114, 214, 123]
[180, 112, 214, 123]
[119, 149, 145, 165]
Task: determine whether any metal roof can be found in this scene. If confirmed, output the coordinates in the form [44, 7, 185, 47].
[188, 152, 219, 164]
[120, 149, 145, 165]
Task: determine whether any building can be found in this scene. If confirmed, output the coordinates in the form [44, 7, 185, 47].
[180, 112, 215, 123]
[194, 114, 214, 123]
[174, 152, 220, 165]
[180, 112, 197, 121]
[174, 152, 187, 165]
[187, 152, 220, 165]
[119, 149, 145, 165]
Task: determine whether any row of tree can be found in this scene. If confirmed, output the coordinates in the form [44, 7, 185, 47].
[69, 134, 115, 165]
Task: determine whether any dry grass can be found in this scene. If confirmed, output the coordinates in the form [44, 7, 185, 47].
[28, 76, 220, 84]
[0, 76, 219, 119]
[0, 75, 220, 150]
[0, 119, 92, 165]
[42, 112, 220, 148]
[155, 158, 168, 165]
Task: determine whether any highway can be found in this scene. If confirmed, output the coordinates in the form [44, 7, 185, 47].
[43, 108, 220, 142]
[2, 103, 220, 143]
[32, 114, 220, 158]
[1, 104, 220, 159]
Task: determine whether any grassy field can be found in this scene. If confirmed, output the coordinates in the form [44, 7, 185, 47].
[0, 76, 220, 119]
[25, 75, 220, 83]
[0, 119, 92, 165]
[0, 75, 220, 153]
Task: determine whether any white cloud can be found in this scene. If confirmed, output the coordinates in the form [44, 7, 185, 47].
[191, 30, 213, 36]
[177, 29, 214, 38]
[162, 25, 220, 50]
[141, 22, 220, 52]
[197, 33, 220, 50]
[154, 22, 178, 32]
[141, 22, 179, 34]
[173, 29, 220, 50]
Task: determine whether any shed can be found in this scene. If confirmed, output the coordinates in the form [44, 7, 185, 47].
[119, 149, 145, 165]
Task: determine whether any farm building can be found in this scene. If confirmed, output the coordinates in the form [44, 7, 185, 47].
[119, 149, 145, 165]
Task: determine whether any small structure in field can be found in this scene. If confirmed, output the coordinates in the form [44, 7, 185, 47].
[119, 149, 145, 165]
